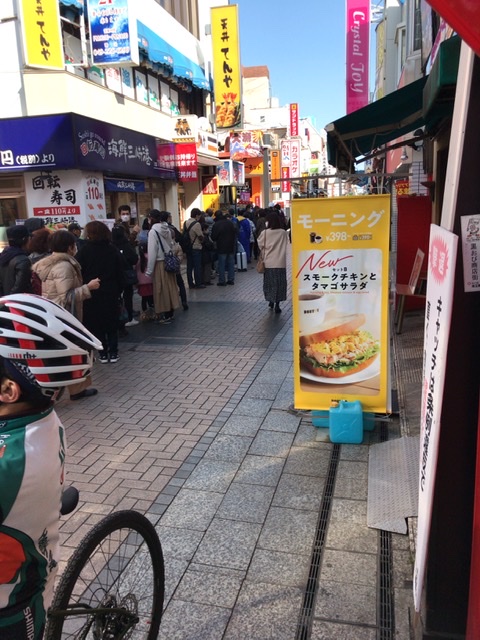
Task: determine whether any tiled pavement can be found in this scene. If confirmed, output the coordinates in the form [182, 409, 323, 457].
[55, 254, 418, 639]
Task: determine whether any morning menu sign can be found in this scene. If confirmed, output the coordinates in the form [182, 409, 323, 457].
[291, 195, 391, 413]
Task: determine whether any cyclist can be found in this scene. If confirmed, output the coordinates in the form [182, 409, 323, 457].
[0, 294, 101, 639]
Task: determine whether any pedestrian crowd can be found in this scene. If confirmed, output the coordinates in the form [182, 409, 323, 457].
[0, 203, 289, 401]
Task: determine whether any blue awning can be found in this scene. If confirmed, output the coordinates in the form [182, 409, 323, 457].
[137, 21, 210, 91]
[60, 0, 84, 11]
[137, 22, 174, 69]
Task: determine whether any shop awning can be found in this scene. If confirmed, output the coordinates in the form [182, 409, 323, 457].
[60, 0, 84, 11]
[326, 36, 460, 171]
[326, 77, 428, 171]
[137, 22, 174, 69]
[137, 22, 210, 91]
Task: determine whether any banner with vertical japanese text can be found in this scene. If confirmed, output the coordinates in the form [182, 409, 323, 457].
[291, 195, 390, 412]
[19, 0, 64, 69]
[346, 0, 370, 113]
[211, 5, 241, 129]
[290, 103, 299, 137]
[413, 225, 458, 611]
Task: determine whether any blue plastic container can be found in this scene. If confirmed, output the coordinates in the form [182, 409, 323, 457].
[329, 400, 363, 444]
[363, 412, 375, 431]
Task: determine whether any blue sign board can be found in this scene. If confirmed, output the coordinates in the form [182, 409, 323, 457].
[87, 0, 139, 67]
[0, 114, 76, 172]
[105, 178, 145, 192]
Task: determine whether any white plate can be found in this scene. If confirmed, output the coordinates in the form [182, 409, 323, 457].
[300, 358, 380, 385]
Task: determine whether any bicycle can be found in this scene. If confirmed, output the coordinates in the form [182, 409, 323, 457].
[44, 489, 165, 640]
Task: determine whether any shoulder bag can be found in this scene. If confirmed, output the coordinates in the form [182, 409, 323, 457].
[256, 230, 266, 273]
[155, 231, 181, 274]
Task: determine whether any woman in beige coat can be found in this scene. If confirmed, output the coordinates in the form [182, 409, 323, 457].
[257, 210, 289, 313]
[33, 230, 100, 400]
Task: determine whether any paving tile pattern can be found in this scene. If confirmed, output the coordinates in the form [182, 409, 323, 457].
[55, 258, 416, 638]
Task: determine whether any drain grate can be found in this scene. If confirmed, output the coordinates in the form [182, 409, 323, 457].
[295, 444, 341, 640]
[378, 420, 395, 639]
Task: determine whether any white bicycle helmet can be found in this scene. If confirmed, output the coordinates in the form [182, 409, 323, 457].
[0, 294, 102, 400]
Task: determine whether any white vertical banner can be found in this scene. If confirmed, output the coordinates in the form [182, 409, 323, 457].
[290, 139, 301, 178]
[281, 140, 291, 168]
[413, 224, 458, 611]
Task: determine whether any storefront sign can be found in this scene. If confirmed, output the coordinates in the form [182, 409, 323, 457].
[281, 166, 290, 193]
[104, 178, 145, 192]
[0, 115, 75, 172]
[217, 160, 244, 186]
[156, 142, 176, 179]
[25, 169, 106, 227]
[86, 0, 139, 67]
[229, 131, 263, 161]
[413, 225, 458, 611]
[201, 175, 220, 212]
[244, 158, 263, 177]
[460, 215, 480, 292]
[211, 5, 241, 129]
[346, 0, 370, 113]
[175, 142, 198, 182]
[291, 195, 391, 412]
[281, 140, 291, 168]
[19, 0, 64, 69]
[271, 150, 281, 182]
[290, 139, 301, 179]
[73, 114, 161, 178]
[172, 116, 196, 143]
[290, 103, 299, 137]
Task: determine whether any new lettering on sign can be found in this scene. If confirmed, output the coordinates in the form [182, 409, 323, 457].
[291, 195, 391, 413]
[20, 0, 64, 69]
[413, 225, 458, 611]
[346, 0, 370, 113]
[87, 0, 139, 67]
[211, 5, 241, 129]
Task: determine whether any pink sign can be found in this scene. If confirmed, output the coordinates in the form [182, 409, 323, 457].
[346, 0, 370, 114]
[290, 103, 299, 137]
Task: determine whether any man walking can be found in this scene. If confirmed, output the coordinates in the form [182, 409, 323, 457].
[211, 212, 236, 286]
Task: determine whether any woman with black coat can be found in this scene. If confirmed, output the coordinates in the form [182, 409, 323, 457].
[76, 221, 126, 364]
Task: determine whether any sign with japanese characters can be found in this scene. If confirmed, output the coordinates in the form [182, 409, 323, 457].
[175, 143, 198, 182]
[0, 115, 75, 172]
[24, 170, 106, 227]
[229, 131, 263, 161]
[20, 0, 64, 70]
[413, 225, 458, 611]
[291, 195, 391, 413]
[86, 0, 139, 67]
[211, 5, 241, 129]
[72, 114, 161, 178]
[460, 215, 480, 292]
[290, 103, 299, 137]
[217, 160, 244, 186]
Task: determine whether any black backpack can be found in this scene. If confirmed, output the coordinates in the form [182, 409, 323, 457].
[180, 221, 194, 253]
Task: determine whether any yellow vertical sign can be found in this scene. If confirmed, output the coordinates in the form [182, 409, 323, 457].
[211, 5, 241, 129]
[270, 150, 281, 182]
[292, 195, 391, 413]
[20, 0, 64, 69]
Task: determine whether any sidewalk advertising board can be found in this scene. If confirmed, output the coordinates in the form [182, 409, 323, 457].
[413, 224, 458, 611]
[291, 195, 390, 413]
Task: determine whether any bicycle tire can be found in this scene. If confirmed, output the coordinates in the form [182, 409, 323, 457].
[45, 510, 164, 640]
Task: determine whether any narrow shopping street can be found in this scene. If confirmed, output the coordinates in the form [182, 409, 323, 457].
[55, 257, 416, 640]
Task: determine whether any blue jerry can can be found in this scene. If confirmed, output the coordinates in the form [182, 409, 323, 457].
[329, 400, 363, 444]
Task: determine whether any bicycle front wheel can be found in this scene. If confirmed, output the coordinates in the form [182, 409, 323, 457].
[45, 510, 165, 640]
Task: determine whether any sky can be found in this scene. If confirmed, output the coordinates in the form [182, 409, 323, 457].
[235, 0, 348, 131]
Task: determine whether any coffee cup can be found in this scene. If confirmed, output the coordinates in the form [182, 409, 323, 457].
[298, 290, 330, 332]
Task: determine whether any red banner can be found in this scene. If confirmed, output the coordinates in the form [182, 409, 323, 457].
[346, 0, 370, 114]
[175, 143, 198, 182]
[290, 103, 299, 137]
[281, 166, 290, 193]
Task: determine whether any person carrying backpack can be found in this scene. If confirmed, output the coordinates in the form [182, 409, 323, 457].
[183, 208, 205, 289]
